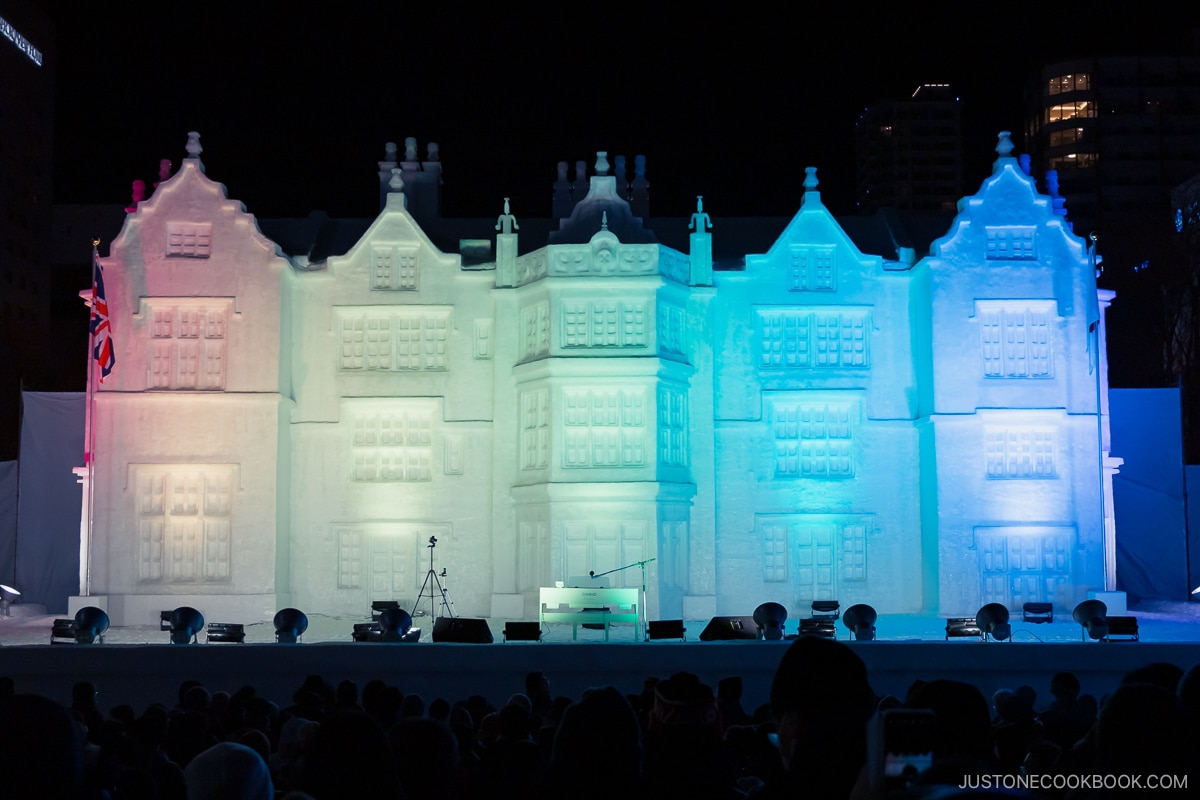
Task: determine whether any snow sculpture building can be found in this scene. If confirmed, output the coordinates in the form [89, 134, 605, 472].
[80, 132, 1117, 625]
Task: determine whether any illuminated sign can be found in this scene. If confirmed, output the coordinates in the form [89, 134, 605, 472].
[0, 16, 42, 66]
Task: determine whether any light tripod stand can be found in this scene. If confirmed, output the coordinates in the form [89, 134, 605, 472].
[412, 535, 455, 620]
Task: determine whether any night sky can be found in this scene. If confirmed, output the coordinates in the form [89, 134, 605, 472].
[45, 6, 1200, 221]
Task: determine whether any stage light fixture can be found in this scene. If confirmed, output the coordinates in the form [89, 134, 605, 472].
[1104, 616, 1139, 642]
[843, 604, 877, 641]
[753, 602, 788, 641]
[73, 606, 109, 644]
[1022, 602, 1053, 624]
[379, 607, 421, 642]
[810, 600, 840, 620]
[1072, 599, 1108, 641]
[370, 600, 399, 621]
[0, 584, 20, 617]
[206, 622, 245, 643]
[799, 618, 837, 638]
[975, 603, 1011, 641]
[168, 606, 205, 644]
[945, 617, 981, 639]
[273, 608, 309, 643]
[50, 618, 76, 644]
[352, 622, 382, 642]
[647, 619, 686, 641]
[503, 621, 542, 641]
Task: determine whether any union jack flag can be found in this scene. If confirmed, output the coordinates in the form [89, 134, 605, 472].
[90, 249, 115, 381]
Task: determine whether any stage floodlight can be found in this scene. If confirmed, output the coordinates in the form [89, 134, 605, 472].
[273, 608, 309, 643]
[810, 600, 840, 621]
[0, 584, 20, 617]
[843, 604, 877, 641]
[169, 606, 205, 644]
[1072, 599, 1108, 641]
[1105, 616, 1139, 642]
[1022, 602, 1053, 624]
[976, 603, 1011, 642]
[646, 619, 686, 641]
[945, 618, 981, 639]
[370, 600, 400, 621]
[74, 606, 109, 644]
[753, 602, 788, 641]
[379, 607, 420, 642]
[206, 623, 245, 643]
[503, 621, 542, 642]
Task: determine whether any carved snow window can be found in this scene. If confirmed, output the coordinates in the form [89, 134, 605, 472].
[519, 389, 551, 470]
[788, 245, 837, 292]
[657, 385, 689, 468]
[166, 222, 212, 258]
[985, 226, 1037, 261]
[339, 310, 449, 371]
[977, 301, 1054, 378]
[985, 427, 1056, 479]
[143, 300, 229, 390]
[761, 520, 789, 582]
[759, 308, 870, 369]
[336, 528, 364, 589]
[135, 466, 233, 584]
[658, 303, 686, 357]
[372, 245, 419, 291]
[562, 388, 646, 469]
[351, 410, 433, 482]
[520, 302, 551, 360]
[561, 301, 647, 349]
[770, 400, 854, 478]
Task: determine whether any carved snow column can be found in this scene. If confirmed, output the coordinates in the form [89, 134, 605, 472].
[1046, 170, 1072, 232]
[688, 195, 713, 286]
[1097, 288, 1123, 591]
[377, 141, 398, 212]
[419, 141, 443, 221]
[552, 161, 573, 219]
[571, 161, 588, 211]
[495, 197, 519, 288]
[386, 168, 406, 210]
[185, 131, 204, 171]
[631, 155, 649, 218]
[126, 180, 146, 214]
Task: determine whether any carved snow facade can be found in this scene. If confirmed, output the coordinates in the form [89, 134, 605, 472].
[85, 135, 1117, 624]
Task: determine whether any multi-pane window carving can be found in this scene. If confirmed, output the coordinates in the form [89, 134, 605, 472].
[166, 222, 212, 258]
[336, 528, 364, 589]
[351, 410, 433, 481]
[755, 514, 872, 597]
[135, 466, 234, 584]
[788, 245, 837, 291]
[520, 302, 551, 360]
[144, 300, 228, 390]
[657, 385, 688, 468]
[758, 308, 870, 369]
[562, 388, 646, 468]
[985, 427, 1057, 479]
[658, 302, 686, 357]
[519, 389, 551, 470]
[338, 309, 450, 371]
[770, 399, 854, 478]
[977, 301, 1054, 378]
[372, 245, 419, 291]
[561, 301, 647, 348]
[985, 226, 1037, 260]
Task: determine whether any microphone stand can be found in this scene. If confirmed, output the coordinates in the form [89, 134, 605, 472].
[590, 558, 656, 641]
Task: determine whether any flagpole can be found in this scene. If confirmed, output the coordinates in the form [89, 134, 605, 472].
[80, 243, 99, 597]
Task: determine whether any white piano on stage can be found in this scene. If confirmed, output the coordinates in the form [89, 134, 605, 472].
[539, 576, 639, 641]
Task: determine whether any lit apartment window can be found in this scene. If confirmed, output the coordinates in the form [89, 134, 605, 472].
[1046, 101, 1095, 123]
[1048, 153, 1098, 170]
[1048, 73, 1090, 95]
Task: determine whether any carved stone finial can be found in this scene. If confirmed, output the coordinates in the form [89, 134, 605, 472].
[575, 161, 587, 181]
[388, 167, 405, 192]
[601, 210, 609, 231]
[405, 137, 418, 162]
[689, 195, 713, 232]
[595, 151, 610, 176]
[615, 154, 627, 181]
[996, 131, 1014, 159]
[126, 179, 145, 212]
[557, 161, 568, 180]
[634, 154, 646, 177]
[185, 131, 202, 159]
[385, 141, 398, 162]
[426, 142, 439, 162]
[496, 197, 519, 234]
[804, 167, 819, 192]
[1019, 153, 1032, 175]
[1046, 169, 1068, 218]
[158, 159, 172, 182]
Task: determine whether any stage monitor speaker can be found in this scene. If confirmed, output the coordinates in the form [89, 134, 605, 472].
[699, 615, 759, 641]
[432, 617, 494, 644]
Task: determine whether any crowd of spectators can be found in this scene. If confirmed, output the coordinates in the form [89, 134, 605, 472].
[1, 639, 1196, 799]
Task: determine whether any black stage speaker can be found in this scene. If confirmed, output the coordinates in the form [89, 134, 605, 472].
[699, 615, 759, 641]
[432, 617, 494, 643]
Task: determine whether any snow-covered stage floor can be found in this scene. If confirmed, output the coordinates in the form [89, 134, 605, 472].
[2, 602, 1198, 714]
